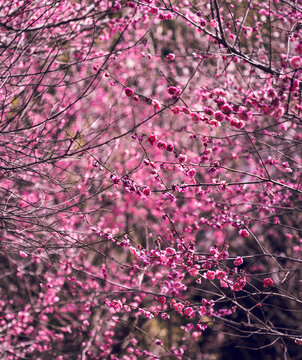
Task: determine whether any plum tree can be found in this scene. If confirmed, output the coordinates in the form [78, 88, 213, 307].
[0, 0, 301, 359]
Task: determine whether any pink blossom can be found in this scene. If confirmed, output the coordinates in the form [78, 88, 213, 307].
[190, 112, 201, 122]
[216, 271, 226, 280]
[187, 168, 196, 178]
[295, 41, 302, 55]
[166, 53, 175, 61]
[166, 144, 174, 152]
[158, 296, 166, 304]
[220, 280, 229, 288]
[234, 257, 243, 266]
[143, 187, 151, 196]
[290, 56, 301, 69]
[233, 282, 243, 291]
[210, 20, 218, 28]
[124, 87, 134, 96]
[171, 106, 180, 114]
[157, 140, 167, 150]
[178, 154, 187, 164]
[152, 99, 161, 110]
[199, 18, 207, 27]
[273, 107, 284, 119]
[188, 267, 199, 277]
[198, 306, 207, 316]
[148, 134, 157, 145]
[206, 271, 216, 280]
[263, 278, 274, 288]
[239, 229, 249, 238]
[214, 111, 225, 122]
[184, 307, 195, 318]
[204, 107, 214, 116]
[149, 7, 159, 15]
[168, 86, 178, 95]
[174, 302, 184, 313]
